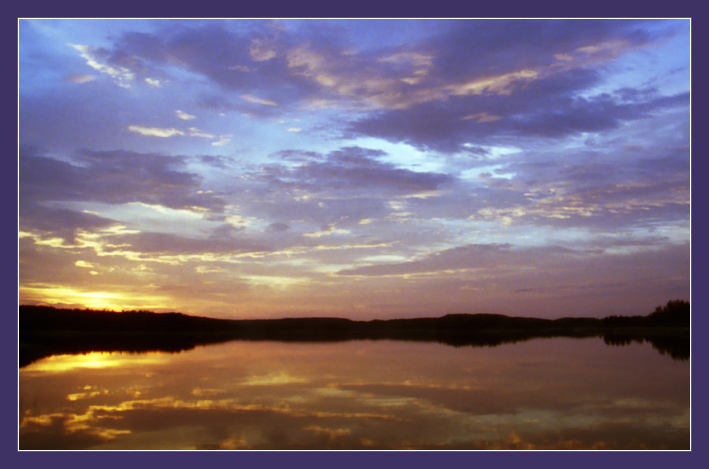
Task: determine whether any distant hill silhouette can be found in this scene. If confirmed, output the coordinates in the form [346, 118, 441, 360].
[19, 300, 690, 367]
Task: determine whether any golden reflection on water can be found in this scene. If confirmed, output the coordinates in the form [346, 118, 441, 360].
[19, 339, 690, 450]
[22, 351, 170, 373]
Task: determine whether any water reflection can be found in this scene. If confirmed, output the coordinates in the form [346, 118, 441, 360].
[602, 335, 690, 361]
[19, 338, 690, 450]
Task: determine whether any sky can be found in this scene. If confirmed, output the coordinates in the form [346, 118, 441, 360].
[18, 18, 691, 320]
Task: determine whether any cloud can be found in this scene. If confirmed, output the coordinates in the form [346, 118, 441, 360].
[211, 135, 232, 146]
[98, 230, 264, 256]
[65, 73, 96, 84]
[462, 112, 502, 123]
[241, 94, 278, 106]
[266, 222, 290, 232]
[43, 20, 681, 156]
[348, 75, 689, 153]
[249, 37, 277, 61]
[186, 127, 214, 138]
[337, 243, 516, 277]
[19, 203, 118, 244]
[427, 19, 657, 82]
[257, 146, 453, 195]
[303, 225, 351, 238]
[19, 147, 226, 240]
[127, 125, 185, 138]
[69, 43, 136, 89]
[59, 19, 678, 139]
[103, 22, 320, 108]
[196, 155, 231, 169]
[448, 69, 540, 97]
[335, 238, 689, 288]
[126, 124, 230, 145]
[175, 110, 196, 120]
[63, 20, 681, 119]
[468, 129, 690, 230]
[229, 64, 256, 72]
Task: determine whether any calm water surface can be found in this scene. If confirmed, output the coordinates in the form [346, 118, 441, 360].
[19, 338, 690, 450]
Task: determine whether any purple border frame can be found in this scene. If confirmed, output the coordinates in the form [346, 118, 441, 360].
[6, 2, 704, 468]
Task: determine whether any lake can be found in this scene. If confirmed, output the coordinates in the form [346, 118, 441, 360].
[19, 337, 690, 450]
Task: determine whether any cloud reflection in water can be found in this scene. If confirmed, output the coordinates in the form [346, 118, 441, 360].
[19, 338, 689, 450]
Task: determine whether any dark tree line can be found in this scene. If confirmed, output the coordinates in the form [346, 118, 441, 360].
[18, 300, 690, 366]
[648, 300, 690, 325]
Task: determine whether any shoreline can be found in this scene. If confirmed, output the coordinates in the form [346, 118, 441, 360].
[19, 305, 690, 366]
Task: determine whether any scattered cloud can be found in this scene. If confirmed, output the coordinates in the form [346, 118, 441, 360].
[175, 110, 196, 120]
[253, 146, 453, 196]
[128, 125, 185, 138]
[249, 37, 277, 62]
[66, 73, 96, 84]
[241, 94, 278, 106]
[211, 135, 232, 146]
[20, 146, 226, 225]
[186, 127, 214, 139]
[69, 43, 135, 89]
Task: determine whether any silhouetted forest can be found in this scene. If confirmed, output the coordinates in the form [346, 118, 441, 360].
[19, 300, 690, 367]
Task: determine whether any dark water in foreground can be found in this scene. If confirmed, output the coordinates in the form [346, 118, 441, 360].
[19, 337, 689, 450]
